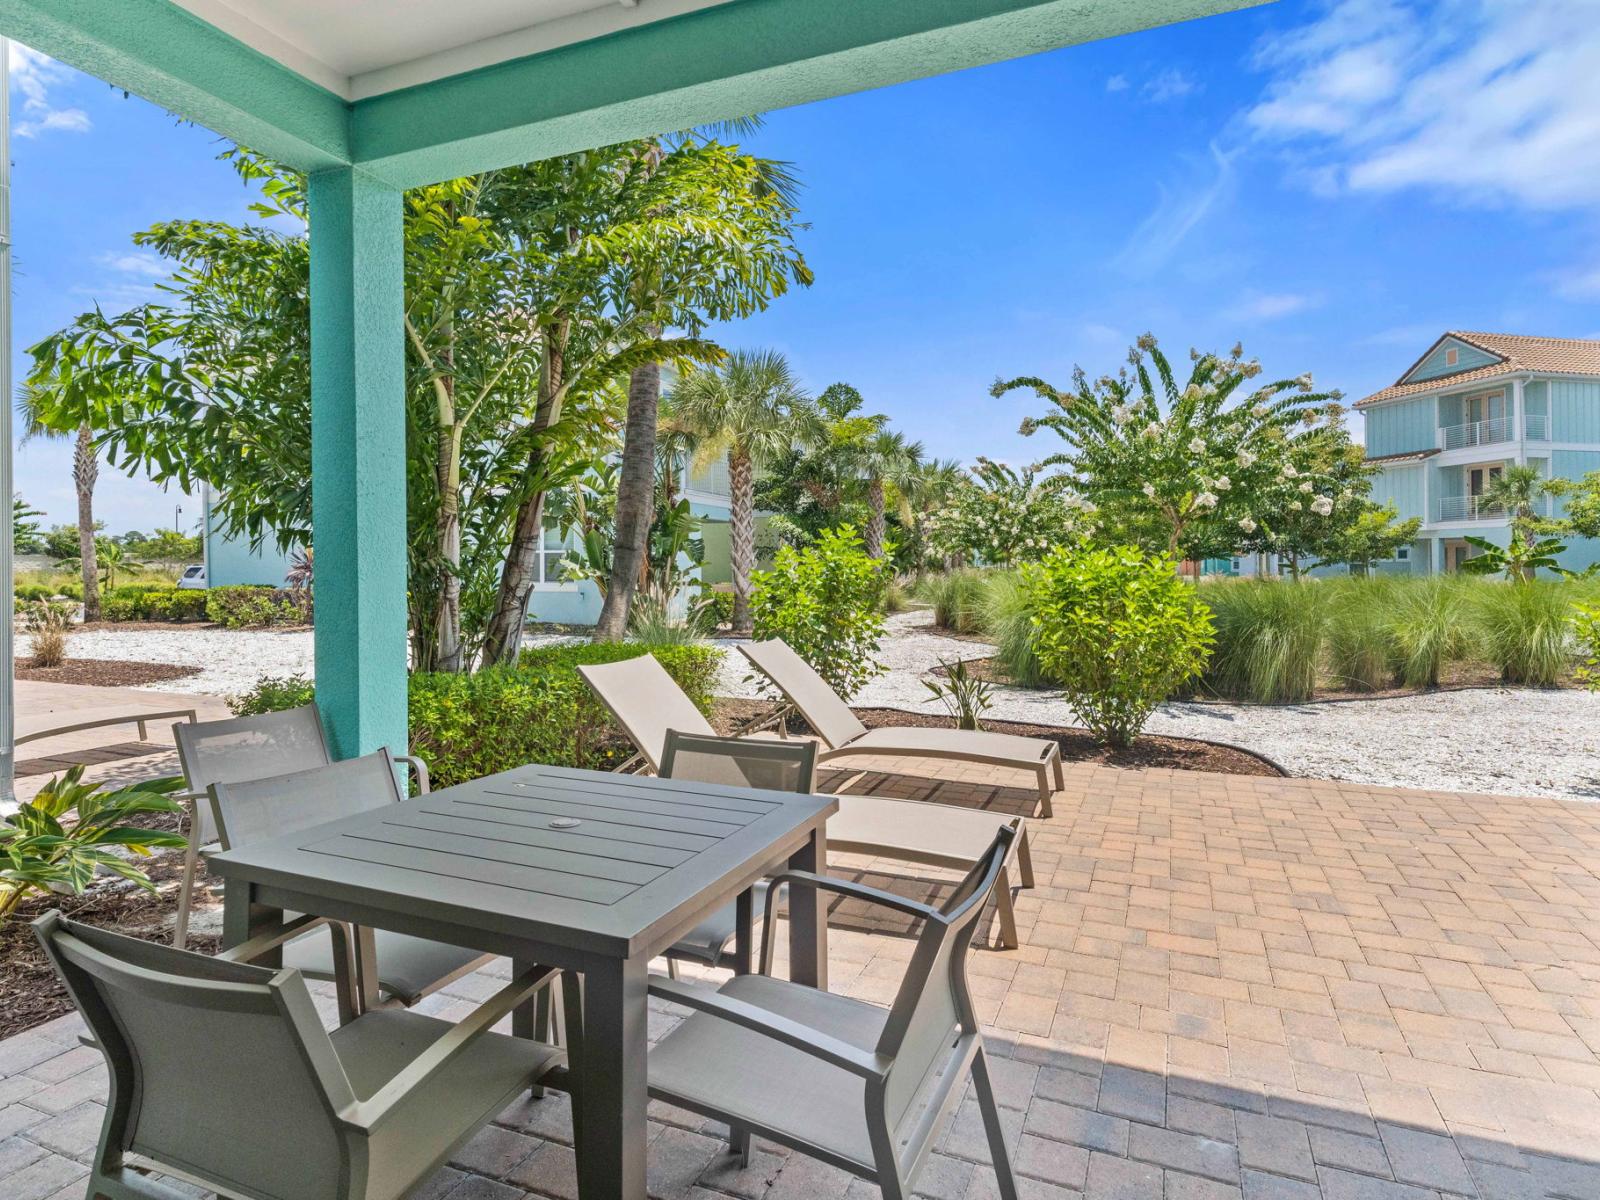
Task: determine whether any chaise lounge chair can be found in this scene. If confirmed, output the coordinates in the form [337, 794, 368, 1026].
[577, 655, 1032, 950]
[740, 638, 1063, 818]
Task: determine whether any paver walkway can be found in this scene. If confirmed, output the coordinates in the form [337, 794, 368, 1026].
[4, 759, 1600, 1200]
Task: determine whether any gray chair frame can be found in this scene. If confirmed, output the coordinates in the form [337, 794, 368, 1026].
[658, 731, 818, 975]
[645, 824, 1020, 1200]
[171, 705, 429, 949]
[207, 750, 496, 1020]
[33, 910, 563, 1200]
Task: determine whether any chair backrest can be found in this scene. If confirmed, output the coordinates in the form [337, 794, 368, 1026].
[208, 749, 403, 851]
[739, 640, 867, 750]
[33, 911, 354, 1200]
[175, 705, 332, 844]
[875, 823, 1017, 1138]
[578, 655, 718, 772]
[661, 731, 817, 795]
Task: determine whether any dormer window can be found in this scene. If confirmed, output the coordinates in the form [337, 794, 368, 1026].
[1445, 347, 1459, 367]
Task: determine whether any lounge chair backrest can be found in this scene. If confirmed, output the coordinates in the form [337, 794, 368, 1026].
[661, 731, 817, 794]
[175, 705, 332, 844]
[578, 655, 717, 772]
[740, 640, 867, 749]
[32, 912, 354, 1200]
[208, 749, 402, 851]
[876, 823, 1017, 1137]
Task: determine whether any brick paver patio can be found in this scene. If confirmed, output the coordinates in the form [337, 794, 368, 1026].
[5, 758, 1600, 1200]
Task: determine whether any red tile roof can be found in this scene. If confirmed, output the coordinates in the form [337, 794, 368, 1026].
[1356, 332, 1600, 408]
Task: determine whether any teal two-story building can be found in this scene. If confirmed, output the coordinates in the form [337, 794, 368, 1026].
[1358, 331, 1600, 575]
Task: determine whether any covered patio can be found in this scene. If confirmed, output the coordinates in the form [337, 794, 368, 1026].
[5, 759, 1600, 1199]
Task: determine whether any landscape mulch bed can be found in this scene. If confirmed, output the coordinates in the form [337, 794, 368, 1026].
[15, 657, 202, 688]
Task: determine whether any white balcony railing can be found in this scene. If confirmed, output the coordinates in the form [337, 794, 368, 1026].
[1525, 413, 1550, 441]
[1440, 415, 1513, 450]
[1437, 495, 1505, 522]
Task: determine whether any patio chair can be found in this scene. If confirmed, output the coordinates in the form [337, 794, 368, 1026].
[171, 704, 430, 949]
[208, 751, 495, 1018]
[645, 824, 1020, 1200]
[658, 732, 817, 976]
[33, 909, 563, 1200]
[579, 657, 1031, 949]
[740, 639, 1062, 817]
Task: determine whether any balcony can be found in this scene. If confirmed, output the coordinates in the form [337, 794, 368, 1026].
[1437, 495, 1505, 522]
[1526, 412, 1550, 440]
[1440, 415, 1513, 450]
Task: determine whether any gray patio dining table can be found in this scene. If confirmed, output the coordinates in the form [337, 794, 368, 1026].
[208, 760, 838, 1200]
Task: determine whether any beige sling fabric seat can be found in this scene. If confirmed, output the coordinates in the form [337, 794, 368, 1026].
[645, 825, 1021, 1200]
[578, 656, 1031, 950]
[33, 910, 563, 1200]
[740, 639, 1062, 818]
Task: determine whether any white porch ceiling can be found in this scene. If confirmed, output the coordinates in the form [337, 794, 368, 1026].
[169, 0, 739, 100]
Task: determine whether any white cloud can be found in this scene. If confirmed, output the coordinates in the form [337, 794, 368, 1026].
[1554, 260, 1600, 301]
[1105, 74, 1130, 92]
[1226, 292, 1319, 322]
[1143, 68, 1199, 103]
[1246, 0, 1600, 210]
[1114, 142, 1236, 275]
[10, 43, 93, 139]
[97, 251, 167, 278]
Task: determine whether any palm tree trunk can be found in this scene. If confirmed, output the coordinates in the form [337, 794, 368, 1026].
[74, 424, 100, 622]
[433, 419, 464, 672]
[865, 478, 886, 560]
[729, 447, 757, 637]
[594, 357, 661, 641]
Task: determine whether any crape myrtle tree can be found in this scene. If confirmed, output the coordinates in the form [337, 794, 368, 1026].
[995, 335, 1341, 563]
[926, 457, 1085, 568]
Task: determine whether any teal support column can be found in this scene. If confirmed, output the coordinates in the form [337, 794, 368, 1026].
[308, 168, 408, 759]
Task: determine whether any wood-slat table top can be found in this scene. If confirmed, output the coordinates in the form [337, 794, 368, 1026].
[209, 762, 837, 959]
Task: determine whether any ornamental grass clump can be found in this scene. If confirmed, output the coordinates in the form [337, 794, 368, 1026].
[1385, 575, 1468, 688]
[1026, 542, 1213, 749]
[922, 569, 989, 635]
[1470, 580, 1573, 687]
[1199, 579, 1326, 704]
[1324, 577, 1399, 692]
[981, 570, 1052, 687]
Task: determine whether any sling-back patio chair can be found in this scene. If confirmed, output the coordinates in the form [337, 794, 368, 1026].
[33, 909, 563, 1200]
[208, 751, 495, 1019]
[579, 656, 1031, 949]
[740, 639, 1063, 818]
[645, 824, 1021, 1200]
[171, 704, 430, 949]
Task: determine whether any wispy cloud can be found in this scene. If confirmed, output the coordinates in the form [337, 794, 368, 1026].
[1554, 260, 1600, 301]
[1113, 142, 1236, 276]
[96, 251, 167, 278]
[1359, 322, 1445, 347]
[1105, 74, 1129, 93]
[72, 249, 171, 309]
[1246, 0, 1600, 210]
[1226, 292, 1319, 322]
[9, 44, 91, 139]
[1143, 68, 1199, 103]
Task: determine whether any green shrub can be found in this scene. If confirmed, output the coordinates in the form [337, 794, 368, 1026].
[56, 582, 82, 600]
[1027, 543, 1213, 748]
[1324, 578, 1398, 692]
[230, 674, 316, 716]
[980, 570, 1052, 687]
[1469, 581, 1573, 687]
[923, 569, 988, 634]
[13, 584, 53, 602]
[750, 526, 886, 701]
[1200, 579, 1327, 704]
[107, 581, 175, 600]
[923, 658, 994, 730]
[101, 597, 139, 623]
[1385, 576, 1468, 688]
[207, 585, 312, 628]
[1575, 602, 1600, 691]
[97, 587, 209, 622]
[700, 590, 735, 630]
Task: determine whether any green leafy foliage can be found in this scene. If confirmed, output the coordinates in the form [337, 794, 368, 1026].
[0, 767, 186, 923]
[12, 496, 45, 554]
[1026, 543, 1213, 748]
[750, 526, 887, 701]
[1457, 533, 1570, 581]
[923, 658, 995, 731]
[230, 674, 317, 716]
[1199, 580, 1327, 704]
[1575, 603, 1600, 691]
[101, 586, 208, 622]
[206, 586, 312, 628]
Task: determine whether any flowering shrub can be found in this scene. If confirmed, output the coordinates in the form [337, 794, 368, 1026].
[995, 335, 1341, 561]
[926, 458, 1081, 567]
[1025, 542, 1213, 748]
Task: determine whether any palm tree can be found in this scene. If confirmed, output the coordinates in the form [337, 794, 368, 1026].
[903, 457, 965, 576]
[669, 351, 819, 635]
[1480, 464, 1551, 542]
[16, 384, 101, 620]
[852, 429, 924, 561]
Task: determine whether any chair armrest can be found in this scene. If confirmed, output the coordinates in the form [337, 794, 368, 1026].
[218, 913, 335, 963]
[344, 963, 560, 1131]
[760, 869, 939, 974]
[393, 754, 430, 795]
[648, 976, 888, 1080]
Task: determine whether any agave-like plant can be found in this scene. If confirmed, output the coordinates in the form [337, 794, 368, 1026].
[0, 767, 187, 923]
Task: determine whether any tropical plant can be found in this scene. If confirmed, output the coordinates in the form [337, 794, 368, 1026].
[749, 526, 886, 701]
[74, 538, 145, 593]
[1026, 542, 1213, 748]
[901, 458, 966, 576]
[16, 382, 102, 619]
[1557, 470, 1600, 541]
[1457, 533, 1569, 582]
[669, 350, 821, 635]
[852, 429, 924, 561]
[285, 547, 314, 590]
[1469, 581, 1573, 687]
[20, 601, 73, 667]
[1200, 579, 1327, 704]
[625, 578, 707, 644]
[1480, 464, 1559, 546]
[12, 495, 45, 554]
[998, 335, 1340, 560]
[926, 458, 1080, 568]
[1574, 603, 1600, 691]
[0, 767, 186, 924]
[923, 658, 995, 731]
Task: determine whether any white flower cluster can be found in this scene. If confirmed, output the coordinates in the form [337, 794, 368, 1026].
[1194, 491, 1218, 510]
[1238, 516, 1256, 534]
[1236, 450, 1256, 468]
[1311, 496, 1333, 516]
[1189, 437, 1207, 454]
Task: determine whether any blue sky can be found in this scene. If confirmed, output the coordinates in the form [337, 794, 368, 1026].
[11, 0, 1600, 534]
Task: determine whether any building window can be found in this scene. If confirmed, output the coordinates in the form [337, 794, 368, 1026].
[537, 523, 577, 584]
[1395, 547, 1409, 561]
[1445, 347, 1458, 367]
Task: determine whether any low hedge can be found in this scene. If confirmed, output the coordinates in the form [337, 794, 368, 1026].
[229, 641, 724, 790]
[207, 585, 312, 628]
[101, 589, 209, 622]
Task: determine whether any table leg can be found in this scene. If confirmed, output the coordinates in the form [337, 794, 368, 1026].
[787, 824, 828, 990]
[513, 955, 547, 1099]
[732, 887, 756, 1165]
[221, 881, 281, 966]
[354, 927, 380, 1015]
[576, 957, 648, 1200]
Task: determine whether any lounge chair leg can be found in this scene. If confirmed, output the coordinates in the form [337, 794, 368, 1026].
[1052, 750, 1065, 792]
[666, 957, 680, 981]
[972, 1047, 1019, 1200]
[1016, 826, 1035, 890]
[1036, 761, 1055, 819]
[172, 801, 202, 949]
[994, 866, 1018, 951]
